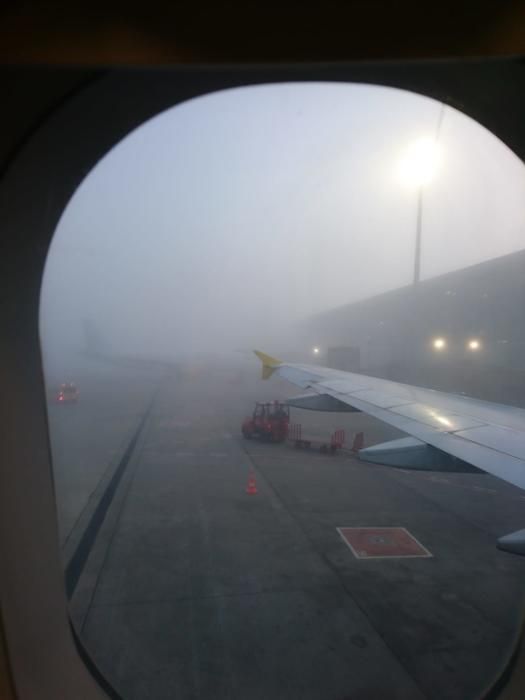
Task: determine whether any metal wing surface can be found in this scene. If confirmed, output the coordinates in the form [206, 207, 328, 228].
[255, 352, 525, 492]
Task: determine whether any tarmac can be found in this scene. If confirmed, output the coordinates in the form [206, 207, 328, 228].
[49, 358, 525, 700]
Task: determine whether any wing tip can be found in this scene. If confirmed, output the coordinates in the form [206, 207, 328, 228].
[254, 350, 282, 380]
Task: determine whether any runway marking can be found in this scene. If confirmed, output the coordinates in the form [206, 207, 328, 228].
[473, 485, 497, 494]
[337, 526, 432, 559]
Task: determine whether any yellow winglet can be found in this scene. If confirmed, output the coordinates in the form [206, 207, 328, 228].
[254, 350, 282, 380]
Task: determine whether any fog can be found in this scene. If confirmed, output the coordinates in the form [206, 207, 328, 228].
[40, 82, 525, 364]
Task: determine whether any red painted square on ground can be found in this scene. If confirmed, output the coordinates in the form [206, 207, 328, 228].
[337, 527, 432, 559]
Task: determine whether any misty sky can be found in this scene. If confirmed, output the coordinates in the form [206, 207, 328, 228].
[40, 82, 525, 358]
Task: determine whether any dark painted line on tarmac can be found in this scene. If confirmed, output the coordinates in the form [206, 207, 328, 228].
[65, 401, 153, 600]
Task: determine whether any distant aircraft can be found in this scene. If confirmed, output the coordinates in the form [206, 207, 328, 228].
[255, 350, 525, 556]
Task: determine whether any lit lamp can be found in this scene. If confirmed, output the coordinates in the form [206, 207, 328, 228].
[432, 337, 446, 351]
[396, 137, 442, 284]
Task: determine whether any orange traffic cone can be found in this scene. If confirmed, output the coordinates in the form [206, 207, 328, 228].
[246, 470, 258, 495]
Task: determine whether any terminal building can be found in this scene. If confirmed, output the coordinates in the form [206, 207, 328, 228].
[304, 248, 525, 407]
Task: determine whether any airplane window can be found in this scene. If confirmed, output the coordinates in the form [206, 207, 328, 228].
[39, 82, 525, 700]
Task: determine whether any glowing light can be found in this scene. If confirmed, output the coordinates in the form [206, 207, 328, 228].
[428, 410, 452, 428]
[467, 339, 481, 351]
[396, 137, 442, 188]
[432, 337, 446, 351]
[313, 347, 320, 355]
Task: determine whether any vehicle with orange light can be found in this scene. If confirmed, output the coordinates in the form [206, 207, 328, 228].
[55, 382, 79, 403]
[241, 401, 289, 442]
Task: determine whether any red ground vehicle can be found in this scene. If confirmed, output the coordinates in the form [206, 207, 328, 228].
[56, 382, 79, 403]
[242, 401, 290, 442]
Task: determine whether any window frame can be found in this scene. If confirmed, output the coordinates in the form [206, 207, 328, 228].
[2, 61, 525, 699]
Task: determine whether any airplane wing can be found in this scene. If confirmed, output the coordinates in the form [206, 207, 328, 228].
[255, 350, 525, 554]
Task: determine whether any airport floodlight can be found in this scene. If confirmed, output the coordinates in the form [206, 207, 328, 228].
[396, 137, 442, 189]
[397, 137, 442, 284]
[467, 339, 481, 351]
[432, 337, 446, 351]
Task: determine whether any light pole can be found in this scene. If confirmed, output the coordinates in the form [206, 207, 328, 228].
[396, 136, 441, 284]
[396, 104, 445, 285]
[414, 188, 423, 284]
